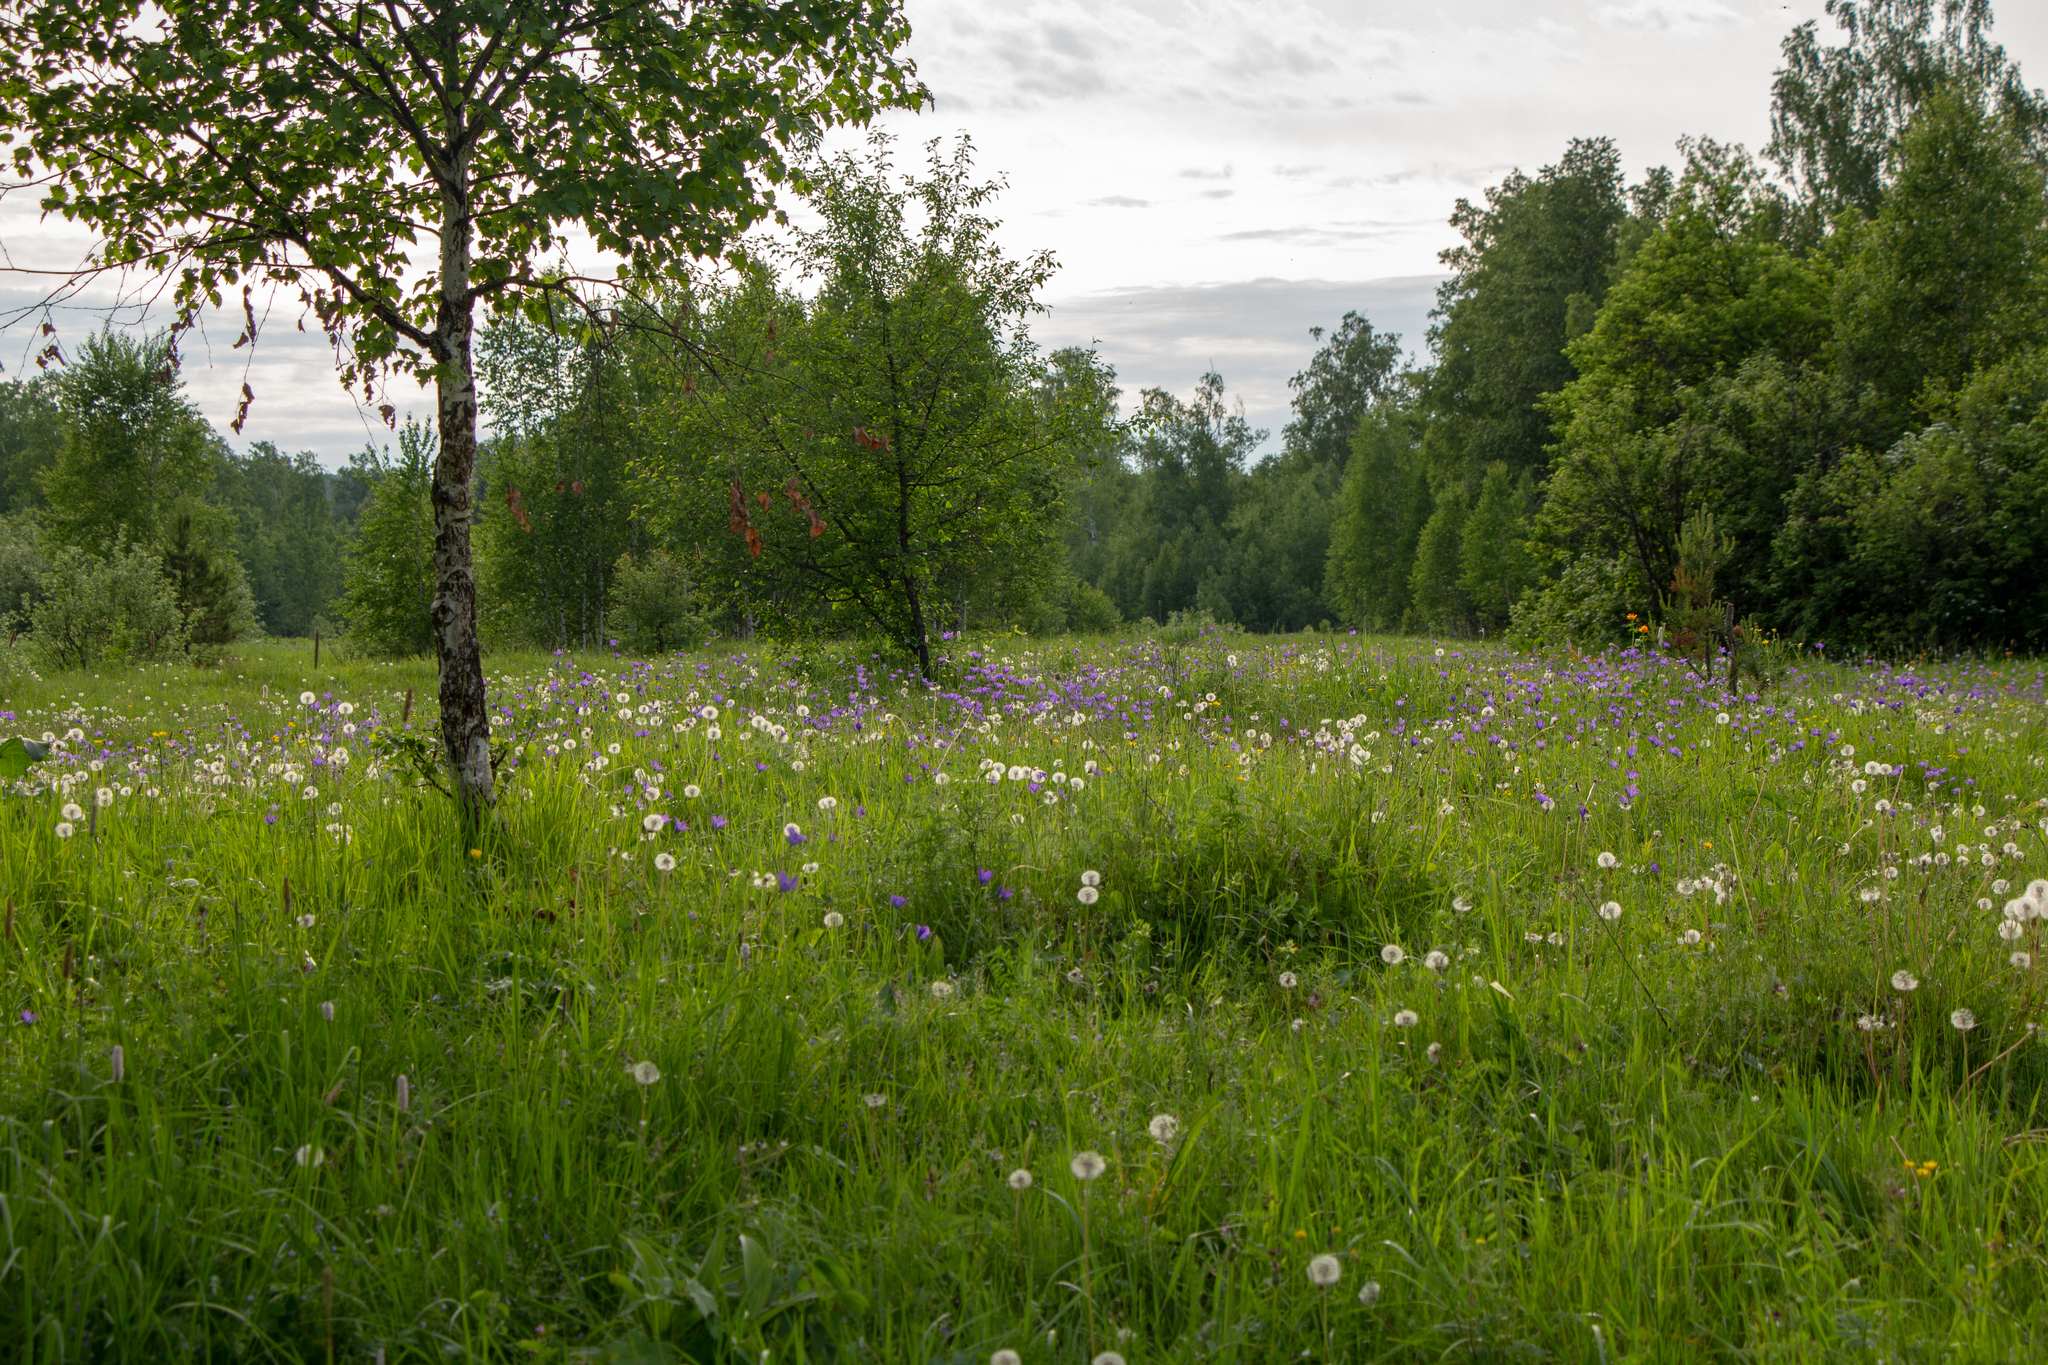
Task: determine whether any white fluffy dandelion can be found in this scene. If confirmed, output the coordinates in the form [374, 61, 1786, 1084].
[1077, 886, 1100, 905]
[1277, 971, 1298, 989]
[1891, 970, 1919, 992]
[1359, 1280, 1382, 1306]
[1424, 951, 1449, 971]
[1148, 1113, 1180, 1144]
[682, 784, 701, 799]
[1381, 944, 1406, 965]
[1007, 1169, 1033, 1190]
[654, 853, 677, 872]
[1070, 1150, 1107, 1181]
[1080, 870, 1102, 887]
[1392, 1009, 1419, 1027]
[818, 795, 838, 812]
[1596, 851, 1618, 869]
[823, 911, 845, 929]
[931, 980, 955, 1000]
[1951, 1008, 1977, 1031]
[631, 1061, 662, 1085]
[1307, 1254, 1342, 1286]
[1598, 901, 1623, 921]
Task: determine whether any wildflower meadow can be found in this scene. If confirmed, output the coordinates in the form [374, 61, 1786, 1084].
[2, 631, 2047, 1362]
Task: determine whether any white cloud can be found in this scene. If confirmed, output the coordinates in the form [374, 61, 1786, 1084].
[1597, 0, 1746, 33]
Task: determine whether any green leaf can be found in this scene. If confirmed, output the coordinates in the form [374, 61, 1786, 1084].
[0, 737, 52, 782]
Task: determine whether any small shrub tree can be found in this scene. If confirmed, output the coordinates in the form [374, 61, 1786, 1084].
[28, 540, 184, 670]
[610, 549, 709, 655]
[160, 501, 259, 654]
[332, 422, 437, 659]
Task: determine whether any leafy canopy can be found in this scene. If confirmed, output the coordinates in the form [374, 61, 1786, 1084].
[0, 0, 924, 389]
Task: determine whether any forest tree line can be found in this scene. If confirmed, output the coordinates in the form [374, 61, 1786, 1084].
[2, 1, 2044, 668]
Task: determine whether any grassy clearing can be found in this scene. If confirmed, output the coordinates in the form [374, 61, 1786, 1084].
[2, 633, 2046, 1363]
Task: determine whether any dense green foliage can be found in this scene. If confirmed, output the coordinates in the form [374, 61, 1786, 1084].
[1054, 2, 2048, 656]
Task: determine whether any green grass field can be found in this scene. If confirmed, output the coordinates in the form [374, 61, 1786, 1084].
[2, 632, 2045, 1363]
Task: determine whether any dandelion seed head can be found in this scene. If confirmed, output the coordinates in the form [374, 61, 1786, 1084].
[654, 852, 677, 872]
[1148, 1113, 1180, 1144]
[1076, 885, 1099, 905]
[823, 911, 844, 929]
[1424, 951, 1449, 971]
[1307, 1254, 1342, 1286]
[1007, 1168, 1033, 1190]
[863, 1093, 887, 1109]
[632, 1061, 661, 1085]
[1596, 851, 1618, 869]
[1598, 901, 1623, 921]
[1080, 870, 1101, 887]
[1381, 943, 1406, 965]
[1070, 1150, 1107, 1181]
[1277, 971, 1298, 989]
[1359, 1280, 1382, 1306]
[1951, 1008, 1977, 1031]
[1392, 1009, 1419, 1027]
[1891, 970, 1919, 992]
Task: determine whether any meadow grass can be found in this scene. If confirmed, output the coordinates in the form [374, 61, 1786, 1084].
[1, 632, 2046, 1363]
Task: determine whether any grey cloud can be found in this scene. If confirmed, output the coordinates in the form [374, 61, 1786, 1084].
[1219, 31, 1342, 81]
[1219, 220, 1434, 246]
[1179, 164, 1234, 180]
[1031, 274, 1444, 456]
[1199, 189, 1235, 200]
[1089, 195, 1152, 208]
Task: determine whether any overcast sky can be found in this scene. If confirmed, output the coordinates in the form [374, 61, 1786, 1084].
[4, 0, 2045, 464]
